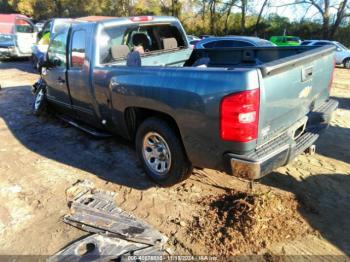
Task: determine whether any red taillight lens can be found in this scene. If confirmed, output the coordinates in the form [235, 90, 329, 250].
[220, 89, 260, 142]
[130, 16, 153, 22]
[328, 58, 335, 93]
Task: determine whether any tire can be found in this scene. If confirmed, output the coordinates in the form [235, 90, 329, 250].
[32, 86, 47, 116]
[135, 118, 192, 187]
[344, 58, 350, 69]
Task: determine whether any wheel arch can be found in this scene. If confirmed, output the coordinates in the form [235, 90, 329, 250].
[124, 107, 183, 142]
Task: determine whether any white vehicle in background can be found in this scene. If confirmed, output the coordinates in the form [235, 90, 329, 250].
[0, 14, 37, 58]
[301, 40, 350, 69]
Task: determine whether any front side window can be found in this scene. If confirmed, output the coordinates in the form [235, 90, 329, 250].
[71, 30, 86, 68]
[335, 42, 348, 50]
[48, 31, 68, 68]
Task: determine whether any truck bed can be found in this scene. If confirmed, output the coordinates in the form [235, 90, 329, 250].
[184, 45, 334, 74]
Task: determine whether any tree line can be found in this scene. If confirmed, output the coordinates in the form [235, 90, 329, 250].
[1, 0, 350, 45]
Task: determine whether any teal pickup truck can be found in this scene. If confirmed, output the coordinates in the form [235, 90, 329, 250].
[33, 16, 338, 186]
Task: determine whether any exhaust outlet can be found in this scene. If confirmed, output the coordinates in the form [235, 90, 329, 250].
[305, 145, 316, 155]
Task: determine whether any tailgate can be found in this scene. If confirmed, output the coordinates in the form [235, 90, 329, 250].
[257, 46, 335, 146]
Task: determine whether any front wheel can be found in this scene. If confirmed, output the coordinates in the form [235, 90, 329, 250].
[344, 58, 350, 69]
[32, 87, 47, 116]
[135, 118, 192, 187]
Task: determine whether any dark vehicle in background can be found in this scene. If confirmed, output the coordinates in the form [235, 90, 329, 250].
[301, 40, 350, 69]
[195, 36, 275, 49]
[270, 36, 301, 46]
[0, 14, 37, 58]
[33, 16, 337, 186]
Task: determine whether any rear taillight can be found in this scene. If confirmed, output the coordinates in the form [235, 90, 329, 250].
[328, 58, 335, 93]
[220, 89, 260, 142]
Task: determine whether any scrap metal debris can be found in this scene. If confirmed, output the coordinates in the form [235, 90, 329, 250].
[51, 180, 168, 260]
[50, 234, 163, 262]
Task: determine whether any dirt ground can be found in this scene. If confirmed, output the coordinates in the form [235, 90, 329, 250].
[0, 60, 349, 258]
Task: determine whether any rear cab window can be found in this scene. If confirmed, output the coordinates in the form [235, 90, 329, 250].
[98, 20, 187, 65]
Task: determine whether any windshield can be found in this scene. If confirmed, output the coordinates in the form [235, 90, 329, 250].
[52, 21, 71, 34]
[336, 42, 348, 50]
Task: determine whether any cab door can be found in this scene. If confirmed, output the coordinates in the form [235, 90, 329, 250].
[43, 30, 72, 110]
[67, 25, 97, 124]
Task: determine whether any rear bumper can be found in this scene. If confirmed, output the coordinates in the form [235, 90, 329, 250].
[224, 99, 339, 180]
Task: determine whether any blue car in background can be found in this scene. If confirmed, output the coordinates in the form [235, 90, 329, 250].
[195, 36, 276, 49]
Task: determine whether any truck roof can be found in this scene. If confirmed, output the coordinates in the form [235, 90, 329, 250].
[81, 16, 180, 26]
[0, 14, 32, 34]
[0, 13, 29, 23]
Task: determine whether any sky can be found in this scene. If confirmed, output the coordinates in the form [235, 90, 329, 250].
[240, 0, 348, 23]
[268, 1, 321, 21]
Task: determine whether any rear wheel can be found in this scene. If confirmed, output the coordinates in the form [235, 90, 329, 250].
[135, 118, 192, 187]
[344, 58, 350, 69]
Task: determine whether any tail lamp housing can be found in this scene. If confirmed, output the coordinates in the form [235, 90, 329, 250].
[220, 89, 260, 142]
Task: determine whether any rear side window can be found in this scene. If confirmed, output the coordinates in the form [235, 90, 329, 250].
[203, 41, 216, 48]
[71, 30, 86, 69]
[315, 41, 334, 46]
